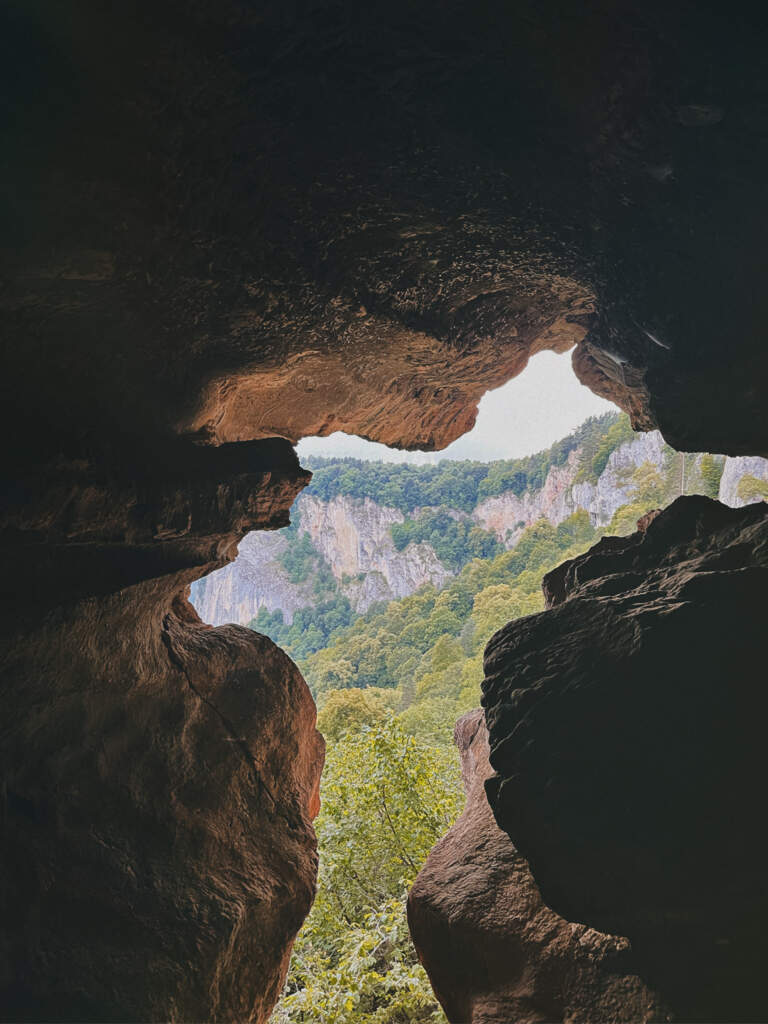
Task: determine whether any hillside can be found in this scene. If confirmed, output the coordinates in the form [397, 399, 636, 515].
[244, 419, 768, 1024]
[190, 413, 768, 661]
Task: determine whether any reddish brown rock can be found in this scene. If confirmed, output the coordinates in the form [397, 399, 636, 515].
[1, 584, 324, 1023]
[4, 3, 768, 465]
[483, 496, 768, 1020]
[408, 710, 671, 1024]
[3, 2, 768, 1019]
[0, 442, 323, 1022]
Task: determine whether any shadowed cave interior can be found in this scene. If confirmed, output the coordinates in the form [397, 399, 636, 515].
[2, 1, 768, 1021]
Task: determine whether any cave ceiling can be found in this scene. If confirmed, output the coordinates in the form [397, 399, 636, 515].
[3, 0, 768, 475]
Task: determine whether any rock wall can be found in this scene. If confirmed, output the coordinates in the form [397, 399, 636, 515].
[408, 710, 671, 1024]
[0, 442, 325, 1023]
[5, 2, 768, 1019]
[719, 455, 768, 507]
[474, 430, 672, 541]
[192, 492, 455, 623]
[298, 495, 452, 609]
[190, 531, 315, 627]
[482, 496, 768, 1020]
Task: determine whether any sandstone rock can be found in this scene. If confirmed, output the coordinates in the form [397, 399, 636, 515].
[0, 443, 323, 1022]
[5, 3, 768, 465]
[483, 496, 768, 1020]
[408, 710, 672, 1024]
[4, 2, 768, 1019]
[1, 588, 324, 1023]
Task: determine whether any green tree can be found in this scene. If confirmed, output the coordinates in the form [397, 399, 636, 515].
[699, 453, 724, 499]
[274, 720, 462, 1023]
[317, 688, 394, 742]
[737, 474, 768, 503]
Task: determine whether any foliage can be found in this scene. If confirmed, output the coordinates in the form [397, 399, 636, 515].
[574, 413, 635, 483]
[273, 899, 446, 1024]
[301, 511, 602, 709]
[391, 509, 502, 571]
[249, 590, 355, 662]
[303, 412, 625, 514]
[317, 688, 395, 742]
[737, 474, 768, 503]
[699, 453, 725, 499]
[273, 721, 462, 1023]
[258, 416, 757, 1023]
[627, 460, 667, 507]
[278, 530, 321, 583]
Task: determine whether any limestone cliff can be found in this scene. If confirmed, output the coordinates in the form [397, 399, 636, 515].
[190, 531, 315, 626]
[474, 430, 670, 542]
[719, 455, 768, 507]
[192, 434, 768, 628]
[298, 494, 452, 609]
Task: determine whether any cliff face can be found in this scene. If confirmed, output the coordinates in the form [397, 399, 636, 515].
[192, 435, 768, 628]
[298, 495, 452, 609]
[192, 493, 455, 623]
[190, 531, 315, 627]
[474, 431, 670, 541]
[719, 455, 768, 507]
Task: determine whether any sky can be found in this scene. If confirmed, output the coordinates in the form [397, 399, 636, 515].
[296, 350, 616, 464]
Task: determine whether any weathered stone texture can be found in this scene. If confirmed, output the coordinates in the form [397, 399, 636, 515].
[408, 710, 672, 1024]
[483, 496, 768, 1020]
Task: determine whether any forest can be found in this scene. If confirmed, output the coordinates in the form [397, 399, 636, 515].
[269, 508, 642, 1021]
[303, 411, 625, 513]
[264, 422, 731, 1022]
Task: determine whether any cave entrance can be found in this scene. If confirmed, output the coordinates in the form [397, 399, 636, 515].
[188, 351, 765, 1021]
[185, 348, 765, 1019]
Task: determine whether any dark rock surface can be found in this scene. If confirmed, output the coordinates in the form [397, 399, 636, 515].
[3, 2, 768, 462]
[0, 444, 324, 1022]
[3, 1, 768, 1018]
[408, 709, 672, 1024]
[1, 588, 324, 1022]
[483, 496, 768, 1020]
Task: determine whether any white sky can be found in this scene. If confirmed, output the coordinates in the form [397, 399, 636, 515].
[296, 350, 617, 464]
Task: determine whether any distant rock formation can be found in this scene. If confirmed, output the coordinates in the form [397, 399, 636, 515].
[192, 435, 768, 627]
[408, 710, 671, 1024]
[718, 455, 768, 507]
[299, 494, 452, 607]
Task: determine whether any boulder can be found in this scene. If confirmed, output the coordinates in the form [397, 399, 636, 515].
[483, 496, 768, 1019]
[408, 710, 671, 1024]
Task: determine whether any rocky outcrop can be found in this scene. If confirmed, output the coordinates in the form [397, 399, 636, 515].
[190, 436, 764, 628]
[408, 710, 672, 1024]
[473, 451, 583, 543]
[574, 431, 669, 525]
[5, 2, 768, 468]
[483, 496, 768, 1020]
[0, 443, 324, 1023]
[190, 531, 315, 626]
[719, 456, 768, 507]
[5, 2, 768, 1019]
[298, 495, 452, 608]
[474, 431, 670, 542]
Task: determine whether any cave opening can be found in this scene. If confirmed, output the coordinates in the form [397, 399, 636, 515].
[188, 352, 768, 1022]
[5, 3, 768, 1021]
